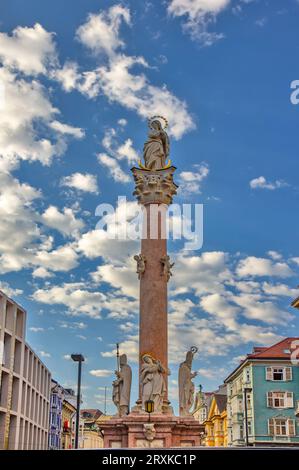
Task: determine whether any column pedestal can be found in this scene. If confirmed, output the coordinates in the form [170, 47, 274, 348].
[100, 414, 204, 448]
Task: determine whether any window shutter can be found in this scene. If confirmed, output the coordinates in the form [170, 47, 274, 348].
[266, 367, 272, 380]
[286, 392, 294, 408]
[267, 392, 273, 407]
[285, 367, 292, 381]
[288, 419, 295, 437]
[268, 418, 274, 436]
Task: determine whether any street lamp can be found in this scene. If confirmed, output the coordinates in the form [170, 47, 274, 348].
[243, 387, 252, 447]
[145, 399, 154, 422]
[71, 353, 85, 449]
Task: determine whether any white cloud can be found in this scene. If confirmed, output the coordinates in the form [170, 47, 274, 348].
[0, 67, 64, 167]
[0, 281, 23, 297]
[33, 282, 106, 318]
[262, 282, 298, 298]
[1, 177, 138, 272]
[52, 61, 80, 92]
[0, 23, 89, 277]
[78, 229, 137, 264]
[200, 292, 240, 330]
[91, 258, 138, 299]
[198, 367, 227, 379]
[89, 369, 113, 377]
[29, 327, 44, 332]
[76, 5, 131, 57]
[0, 172, 42, 273]
[32, 267, 53, 278]
[59, 320, 87, 329]
[97, 127, 139, 181]
[34, 244, 79, 272]
[249, 176, 288, 190]
[61, 172, 99, 194]
[179, 163, 209, 194]
[39, 350, 51, 358]
[97, 153, 130, 183]
[49, 120, 85, 139]
[74, 5, 194, 139]
[78, 199, 139, 264]
[115, 138, 139, 165]
[76, 334, 87, 340]
[232, 293, 293, 325]
[168, 0, 230, 44]
[267, 250, 282, 260]
[101, 338, 139, 363]
[32, 281, 137, 320]
[0, 23, 57, 75]
[41, 206, 85, 237]
[173, 251, 231, 297]
[236, 256, 293, 278]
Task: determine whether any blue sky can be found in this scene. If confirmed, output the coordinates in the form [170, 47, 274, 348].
[1, 0, 299, 414]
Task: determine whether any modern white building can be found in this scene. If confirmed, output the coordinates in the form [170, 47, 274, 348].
[0, 290, 51, 449]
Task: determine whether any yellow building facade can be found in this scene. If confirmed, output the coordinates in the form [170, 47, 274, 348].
[79, 409, 104, 449]
[79, 429, 103, 449]
[204, 392, 228, 447]
[61, 400, 76, 450]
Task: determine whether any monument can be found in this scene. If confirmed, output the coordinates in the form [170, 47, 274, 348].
[100, 116, 203, 448]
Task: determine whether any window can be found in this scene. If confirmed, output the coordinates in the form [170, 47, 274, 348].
[273, 369, 284, 381]
[247, 394, 252, 408]
[265, 367, 293, 382]
[245, 368, 250, 383]
[268, 418, 296, 437]
[247, 420, 252, 436]
[267, 391, 294, 409]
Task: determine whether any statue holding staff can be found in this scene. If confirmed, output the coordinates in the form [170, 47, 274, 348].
[112, 345, 132, 417]
[178, 347, 198, 417]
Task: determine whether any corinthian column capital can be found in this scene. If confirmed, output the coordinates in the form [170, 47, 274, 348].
[131, 166, 178, 206]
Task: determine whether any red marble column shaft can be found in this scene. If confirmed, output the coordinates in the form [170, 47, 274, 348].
[139, 203, 168, 400]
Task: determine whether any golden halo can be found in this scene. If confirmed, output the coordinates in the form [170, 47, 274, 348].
[148, 115, 168, 130]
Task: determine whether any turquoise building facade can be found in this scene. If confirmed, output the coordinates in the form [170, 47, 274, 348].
[225, 338, 299, 446]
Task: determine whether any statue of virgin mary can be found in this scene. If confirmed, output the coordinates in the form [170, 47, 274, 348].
[143, 118, 170, 170]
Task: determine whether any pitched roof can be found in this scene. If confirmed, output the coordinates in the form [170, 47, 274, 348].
[247, 337, 299, 359]
[214, 394, 227, 414]
[291, 296, 299, 309]
[81, 409, 103, 420]
[224, 337, 299, 383]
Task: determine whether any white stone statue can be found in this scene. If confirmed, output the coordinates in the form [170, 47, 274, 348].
[112, 354, 132, 417]
[143, 117, 170, 170]
[178, 348, 198, 417]
[140, 354, 168, 413]
[143, 423, 156, 442]
[160, 255, 174, 282]
[134, 254, 146, 280]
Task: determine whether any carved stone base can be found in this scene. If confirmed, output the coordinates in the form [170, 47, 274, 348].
[100, 414, 204, 448]
[130, 400, 174, 416]
[131, 166, 178, 206]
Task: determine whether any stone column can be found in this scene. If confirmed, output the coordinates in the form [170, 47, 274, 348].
[131, 166, 178, 412]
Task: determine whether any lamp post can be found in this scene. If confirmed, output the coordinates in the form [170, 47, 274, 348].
[243, 387, 252, 447]
[145, 399, 154, 422]
[71, 353, 85, 449]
